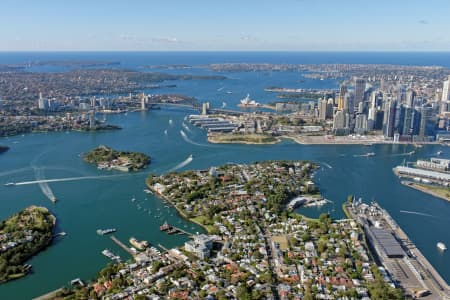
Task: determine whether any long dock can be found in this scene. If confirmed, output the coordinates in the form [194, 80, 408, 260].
[110, 235, 135, 257]
[160, 223, 193, 237]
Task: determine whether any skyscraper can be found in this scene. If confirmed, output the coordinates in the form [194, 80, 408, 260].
[141, 93, 146, 110]
[419, 106, 434, 138]
[337, 84, 347, 110]
[383, 100, 397, 138]
[354, 78, 366, 109]
[441, 75, 450, 113]
[354, 113, 368, 134]
[38, 92, 47, 110]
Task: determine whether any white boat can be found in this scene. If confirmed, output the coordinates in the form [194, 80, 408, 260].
[437, 242, 447, 251]
[97, 228, 116, 235]
[164, 129, 168, 135]
[437, 151, 443, 155]
[4, 182, 15, 186]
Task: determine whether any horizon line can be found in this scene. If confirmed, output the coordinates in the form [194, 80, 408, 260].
[1, 50, 450, 53]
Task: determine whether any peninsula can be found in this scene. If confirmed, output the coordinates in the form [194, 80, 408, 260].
[83, 145, 150, 172]
[0, 206, 56, 284]
[50, 161, 403, 299]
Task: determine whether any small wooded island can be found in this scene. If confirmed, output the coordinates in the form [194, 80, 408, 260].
[83, 145, 150, 172]
[0, 206, 56, 284]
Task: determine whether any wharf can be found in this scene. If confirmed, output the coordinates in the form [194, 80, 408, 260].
[346, 202, 450, 299]
[110, 235, 136, 257]
[157, 243, 169, 252]
[160, 222, 193, 237]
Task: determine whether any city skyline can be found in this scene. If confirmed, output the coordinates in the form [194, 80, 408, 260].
[1, 0, 450, 51]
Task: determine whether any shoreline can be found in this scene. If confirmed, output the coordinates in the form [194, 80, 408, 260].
[145, 180, 211, 234]
[207, 135, 281, 145]
[207, 133, 442, 146]
[401, 181, 450, 202]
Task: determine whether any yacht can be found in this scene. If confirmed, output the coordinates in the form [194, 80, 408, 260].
[97, 228, 117, 235]
[437, 242, 447, 251]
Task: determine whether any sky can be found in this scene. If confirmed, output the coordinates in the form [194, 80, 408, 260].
[1, 0, 450, 51]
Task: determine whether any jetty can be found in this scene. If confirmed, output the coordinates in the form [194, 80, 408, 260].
[110, 235, 136, 257]
[160, 221, 193, 237]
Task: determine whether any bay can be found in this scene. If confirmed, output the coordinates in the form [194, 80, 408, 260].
[0, 52, 449, 299]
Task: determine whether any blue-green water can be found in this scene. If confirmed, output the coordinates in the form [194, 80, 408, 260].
[1, 110, 450, 299]
[1, 52, 450, 299]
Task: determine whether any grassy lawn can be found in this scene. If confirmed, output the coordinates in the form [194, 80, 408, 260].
[190, 216, 216, 233]
[210, 134, 278, 144]
[416, 183, 450, 200]
[272, 235, 289, 250]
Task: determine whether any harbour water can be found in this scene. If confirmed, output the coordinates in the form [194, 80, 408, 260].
[1, 52, 450, 299]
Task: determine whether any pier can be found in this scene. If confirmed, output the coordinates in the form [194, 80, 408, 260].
[110, 235, 136, 257]
[157, 243, 169, 252]
[160, 222, 193, 237]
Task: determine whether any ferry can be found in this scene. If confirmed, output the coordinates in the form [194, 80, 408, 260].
[437, 242, 447, 251]
[4, 182, 15, 186]
[129, 237, 149, 250]
[97, 228, 117, 235]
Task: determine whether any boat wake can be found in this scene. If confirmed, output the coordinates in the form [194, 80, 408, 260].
[391, 151, 415, 157]
[0, 167, 31, 178]
[318, 161, 332, 169]
[33, 167, 56, 202]
[14, 174, 128, 186]
[400, 210, 436, 218]
[169, 155, 193, 172]
[182, 122, 192, 133]
[180, 130, 211, 147]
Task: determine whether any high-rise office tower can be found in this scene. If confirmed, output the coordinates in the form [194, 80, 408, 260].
[141, 93, 146, 110]
[419, 106, 434, 137]
[354, 114, 368, 134]
[441, 76, 450, 113]
[38, 92, 47, 110]
[405, 89, 416, 108]
[354, 78, 366, 108]
[337, 84, 347, 110]
[383, 100, 397, 138]
[318, 99, 328, 120]
[343, 94, 354, 114]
